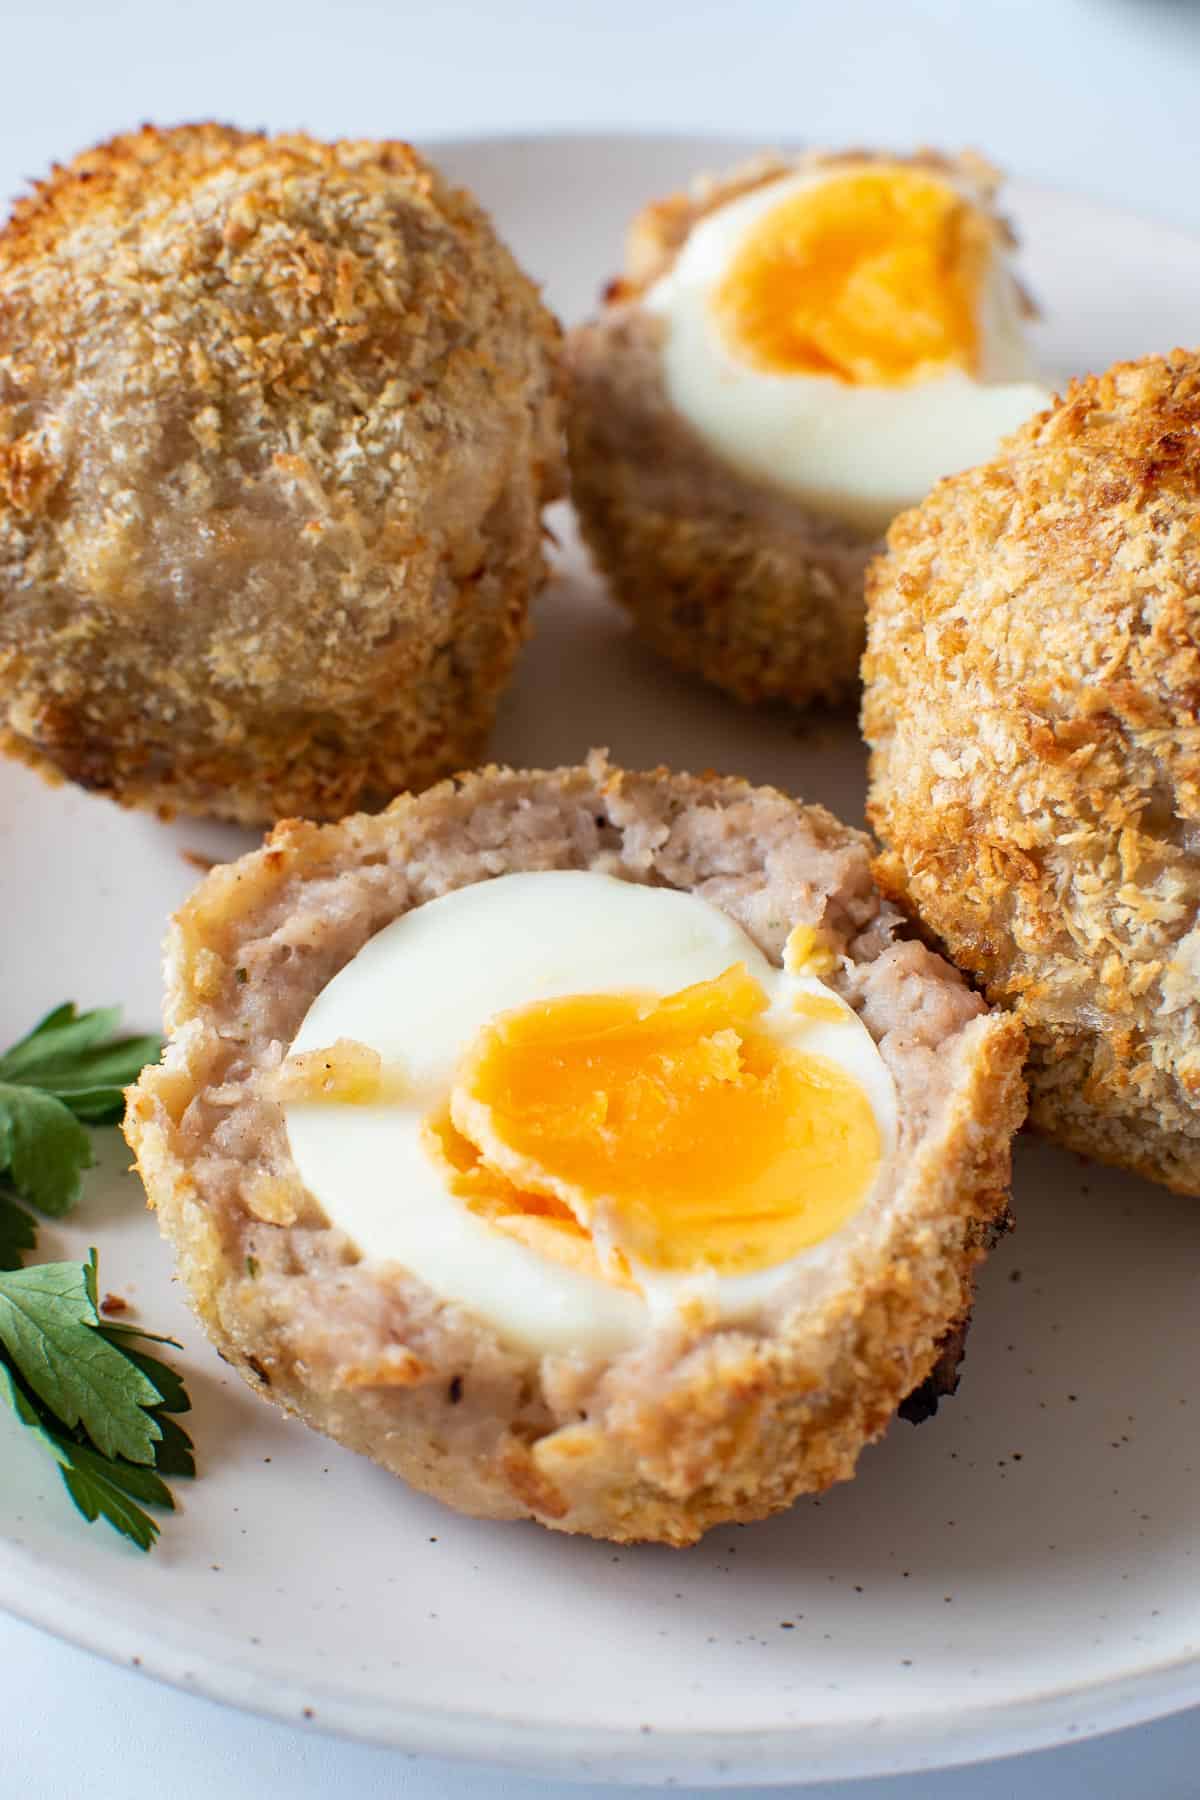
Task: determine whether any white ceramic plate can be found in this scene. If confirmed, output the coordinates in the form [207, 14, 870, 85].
[4, 133, 1200, 1789]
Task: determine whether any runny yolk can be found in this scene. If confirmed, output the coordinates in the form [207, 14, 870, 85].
[714, 165, 988, 385]
[434, 963, 881, 1288]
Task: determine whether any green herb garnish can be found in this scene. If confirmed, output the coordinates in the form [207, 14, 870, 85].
[0, 1193, 37, 1274]
[0, 1002, 162, 1218]
[0, 1004, 193, 1551]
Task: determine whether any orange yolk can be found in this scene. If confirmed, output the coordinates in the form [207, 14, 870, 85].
[714, 165, 988, 385]
[434, 964, 881, 1288]
[424, 1106, 641, 1292]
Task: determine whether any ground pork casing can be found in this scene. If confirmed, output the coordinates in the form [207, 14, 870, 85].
[0, 125, 564, 824]
[125, 755, 1026, 1545]
[864, 350, 1200, 1195]
[568, 305, 873, 709]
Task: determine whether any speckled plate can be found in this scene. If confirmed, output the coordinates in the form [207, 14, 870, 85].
[4, 134, 1200, 1788]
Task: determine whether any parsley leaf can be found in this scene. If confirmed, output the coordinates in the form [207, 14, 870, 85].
[0, 1253, 195, 1551]
[0, 1002, 151, 1090]
[98, 1330, 192, 1415]
[0, 1356, 52, 1439]
[0, 1350, 185, 1552]
[0, 1003, 162, 1217]
[0, 1085, 93, 1217]
[0, 1193, 37, 1272]
[0, 1005, 192, 1551]
[57, 1442, 176, 1552]
[150, 1413, 197, 1480]
[0, 1260, 163, 1462]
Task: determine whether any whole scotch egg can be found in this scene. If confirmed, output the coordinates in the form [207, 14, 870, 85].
[864, 350, 1200, 1195]
[126, 756, 1026, 1545]
[0, 125, 563, 824]
[568, 149, 1050, 709]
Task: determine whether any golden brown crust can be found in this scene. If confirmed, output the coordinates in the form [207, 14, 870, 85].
[125, 754, 1026, 1544]
[0, 125, 564, 823]
[3, 124, 339, 261]
[567, 148, 1019, 712]
[864, 349, 1200, 1193]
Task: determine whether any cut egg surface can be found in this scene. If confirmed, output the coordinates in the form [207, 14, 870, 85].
[282, 871, 897, 1357]
[643, 160, 1052, 534]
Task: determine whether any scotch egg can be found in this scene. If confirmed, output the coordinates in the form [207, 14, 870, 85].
[568, 149, 1051, 708]
[0, 125, 564, 824]
[126, 756, 1027, 1545]
[864, 349, 1200, 1195]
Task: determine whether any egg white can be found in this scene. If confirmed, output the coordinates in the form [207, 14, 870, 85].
[643, 164, 1053, 535]
[283, 871, 897, 1357]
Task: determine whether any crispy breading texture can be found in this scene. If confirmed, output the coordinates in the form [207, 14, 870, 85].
[566, 149, 1014, 711]
[0, 124, 564, 823]
[125, 754, 1026, 1544]
[864, 348, 1200, 1193]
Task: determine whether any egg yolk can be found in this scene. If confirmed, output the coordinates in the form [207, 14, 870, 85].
[437, 963, 881, 1287]
[714, 165, 988, 385]
[424, 1107, 642, 1291]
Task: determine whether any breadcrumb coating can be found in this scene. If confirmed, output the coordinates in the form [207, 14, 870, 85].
[125, 754, 1026, 1544]
[0, 125, 564, 823]
[567, 150, 1016, 710]
[864, 349, 1200, 1193]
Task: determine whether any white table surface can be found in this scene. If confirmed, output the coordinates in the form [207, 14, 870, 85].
[4, 2, 1200, 1794]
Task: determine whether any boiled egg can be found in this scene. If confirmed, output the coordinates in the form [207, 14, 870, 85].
[643, 157, 1052, 534]
[282, 871, 897, 1357]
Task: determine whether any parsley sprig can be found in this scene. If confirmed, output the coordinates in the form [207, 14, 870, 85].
[0, 1004, 193, 1551]
[0, 1001, 162, 1244]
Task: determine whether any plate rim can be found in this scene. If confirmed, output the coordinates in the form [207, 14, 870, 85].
[417, 123, 1200, 250]
[5, 127, 1200, 1787]
[5, 1539, 1200, 1786]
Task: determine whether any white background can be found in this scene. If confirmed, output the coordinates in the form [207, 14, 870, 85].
[3, 1, 1200, 1795]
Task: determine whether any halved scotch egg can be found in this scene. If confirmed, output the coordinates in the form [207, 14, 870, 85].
[126, 756, 1026, 1545]
[568, 149, 1051, 709]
